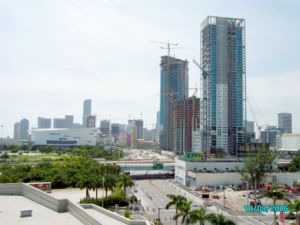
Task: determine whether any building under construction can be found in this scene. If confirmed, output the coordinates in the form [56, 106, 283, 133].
[173, 96, 200, 155]
[160, 56, 189, 151]
[201, 16, 246, 156]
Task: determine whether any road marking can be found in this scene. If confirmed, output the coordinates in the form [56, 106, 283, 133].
[237, 216, 267, 225]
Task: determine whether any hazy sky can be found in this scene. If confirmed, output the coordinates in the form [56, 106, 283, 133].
[1, 0, 300, 137]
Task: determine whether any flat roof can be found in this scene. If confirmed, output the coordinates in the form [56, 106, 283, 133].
[0, 196, 82, 225]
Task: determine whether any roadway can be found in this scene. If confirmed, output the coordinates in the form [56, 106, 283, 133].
[133, 180, 275, 225]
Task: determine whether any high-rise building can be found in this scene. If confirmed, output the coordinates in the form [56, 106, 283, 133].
[278, 113, 292, 133]
[20, 118, 29, 140]
[246, 121, 255, 133]
[64, 115, 74, 128]
[82, 99, 92, 128]
[37, 117, 51, 129]
[53, 118, 65, 128]
[14, 122, 20, 139]
[201, 16, 246, 156]
[135, 119, 144, 139]
[260, 126, 282, 146]
[173, 96, 200, 155]
[100, 120, 110, 135]
[155, 111, 160, 143]
[111, 123, 120, 142]
[160, 56, 188, 151]
[87, 115, 96, 128]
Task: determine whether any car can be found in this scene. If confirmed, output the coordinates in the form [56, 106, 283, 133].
[250, 201, 262, 206]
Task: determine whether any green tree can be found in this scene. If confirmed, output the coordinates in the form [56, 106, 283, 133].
[207, 213, 236, 225]
[103, 174, 117, 197]
[76, 174, 95, 199]
[166, 195, 187, 225]
[118, 174, 134, 196]
[289, 199, 300, 225]
[237, 148, 275, 203]
[264, 185, 287, 225]
[173, 200, 193, 225]
[189, 207, 209, 225]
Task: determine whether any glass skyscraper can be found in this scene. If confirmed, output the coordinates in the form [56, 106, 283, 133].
[160, 56, 188, 151]
[201, 16, 246, 156]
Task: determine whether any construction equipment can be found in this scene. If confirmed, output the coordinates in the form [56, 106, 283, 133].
[192, 59, 209, 160]
[150, 40, 178, 57]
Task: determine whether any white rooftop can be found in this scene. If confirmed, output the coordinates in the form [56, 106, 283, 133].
[0, 195, 82, 225]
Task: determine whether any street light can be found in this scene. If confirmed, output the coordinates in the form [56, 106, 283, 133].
[102, 176, 105, 208]
[223, 188, 226, 208]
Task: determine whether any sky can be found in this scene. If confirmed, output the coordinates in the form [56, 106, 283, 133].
[1, 0, 300, 137]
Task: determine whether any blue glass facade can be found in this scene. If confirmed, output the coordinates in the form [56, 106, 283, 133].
[160, 56, 188, 151]
[201, 16, 246, 155]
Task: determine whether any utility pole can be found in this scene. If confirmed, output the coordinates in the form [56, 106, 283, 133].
[102, 176, 104, 208]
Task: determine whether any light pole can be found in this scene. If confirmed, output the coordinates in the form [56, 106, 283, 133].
[102, 176, 105, 208]
[157, 207, 161, 222]
[223, 188, 226, 208]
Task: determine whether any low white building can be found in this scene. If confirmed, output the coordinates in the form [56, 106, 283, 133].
[175, 157, 300, 189]
[277, 133, 300, 150]
[175, 157, 244, 186]
[31, 128, 99, 146]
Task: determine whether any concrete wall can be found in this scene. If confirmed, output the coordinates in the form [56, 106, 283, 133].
[81, 204, 149, 225]
[22, 183, 68, 212]
[68, 201, 102, 225]
[0, 183, 23, 195]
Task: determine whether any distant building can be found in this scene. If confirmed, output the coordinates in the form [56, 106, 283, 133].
[135, 119, 144, 139]
[20, 118, 29, 140]
[260, 126, 282, 146]
[31, 128, 98, 146]
[53, 118, 65, 128]
[246, 121, 255, 133]
[160, 56, 188, 152]
[173, 96, 200, 155]
[100, 120, 110, 135]
[37, 117, 51, 129]
[87, 115, 96, 128]
[278, 113, 292, 133]
[14, 122, 20, 139]
[201, 16, 246, 156]
[64, 115, 74, 128]
[82, 99, 92, 128]
[119, 124, 127, 135]
[143, 128, 156, 142]
[111, 123, 119, 143]
[277, 133, 300, 150]
[73, 123, 82, 128]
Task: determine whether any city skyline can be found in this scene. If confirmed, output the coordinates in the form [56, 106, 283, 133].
[1, 0, 300, 137]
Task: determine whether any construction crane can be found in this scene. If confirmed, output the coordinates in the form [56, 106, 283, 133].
[192, 59, 209, 160]
[150, 40, 178, 57]
[247, 95, 268, 141]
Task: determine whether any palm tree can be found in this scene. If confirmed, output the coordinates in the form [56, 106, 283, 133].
[173, 200, 193, 225]
[166, 195, 187, 225]
[190, 207, 209, 225]
[264, 185, 286, 225]
[207, 213, 236, 225]
[76, 174, 95, 199]
[103, 174, 116, 197]
[118, 174, 134, 195]
[289, 199, 300, 225]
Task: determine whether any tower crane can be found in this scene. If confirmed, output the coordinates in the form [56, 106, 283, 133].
[150, 40, 178, 57]
[192, 59, 209, 160]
